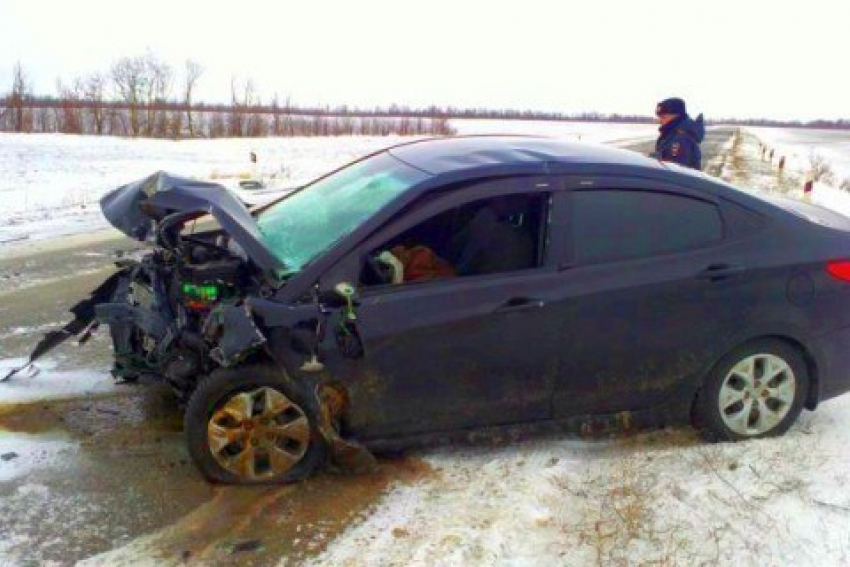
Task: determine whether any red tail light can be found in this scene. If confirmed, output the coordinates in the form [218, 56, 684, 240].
[826, 261, 850, 282]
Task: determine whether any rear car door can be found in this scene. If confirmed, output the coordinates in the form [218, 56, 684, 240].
[317, 177, 566, 440]
[551, 177, 761, 418]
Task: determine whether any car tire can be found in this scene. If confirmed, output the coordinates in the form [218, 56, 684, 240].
[694, 339, 809, 442]
[184, 364, 327, 484]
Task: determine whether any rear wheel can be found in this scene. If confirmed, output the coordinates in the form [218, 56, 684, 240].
[185, 364, 327, 484]
[694, 339, 808, 441]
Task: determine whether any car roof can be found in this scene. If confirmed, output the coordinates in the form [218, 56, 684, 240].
[382, 135, 795, 221]
[386, 135, 666, 176]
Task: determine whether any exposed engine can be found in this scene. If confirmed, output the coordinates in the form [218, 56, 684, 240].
[0, 172, 293, 395]
[100, 226, 263, 400]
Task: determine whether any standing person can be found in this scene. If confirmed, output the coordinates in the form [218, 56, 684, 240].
[652, 97, 705, 170]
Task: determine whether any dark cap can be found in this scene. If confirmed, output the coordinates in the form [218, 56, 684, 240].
[656, 97, 686, 116]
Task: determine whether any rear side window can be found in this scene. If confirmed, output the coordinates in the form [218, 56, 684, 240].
[720, 198, 767, 237]
[572, 190, 723, 263]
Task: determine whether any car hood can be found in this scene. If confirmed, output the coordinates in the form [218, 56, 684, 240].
[100, 171, 285, 273]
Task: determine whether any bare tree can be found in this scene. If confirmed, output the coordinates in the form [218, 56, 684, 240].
[209, 111, 226, 138]
[110, 53, 172, 137]
[809, 152, 836, 185]
[8, 61, 32, 132]
[228, 76, 257, 137]
[183, 59, 204, 137]
[80, 72, 106, 134]
[55, 78, 83, 133]
[145, 54, 172, 136]
[110, 55, 147, 136]
[270, 93, 281, 136]
[228, 76, 242, 137]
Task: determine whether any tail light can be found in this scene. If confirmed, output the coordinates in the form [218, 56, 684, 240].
[826, 260, 850, 282]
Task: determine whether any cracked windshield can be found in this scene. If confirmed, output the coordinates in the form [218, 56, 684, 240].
[257, 153, 427, 275]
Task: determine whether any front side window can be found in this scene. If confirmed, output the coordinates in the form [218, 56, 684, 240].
[257, 153, 428, 276]
[572, 189, 723, 264]
[360, 192, 549, 286]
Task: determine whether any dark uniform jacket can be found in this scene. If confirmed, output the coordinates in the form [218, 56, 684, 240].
[653, 113, 705, 170]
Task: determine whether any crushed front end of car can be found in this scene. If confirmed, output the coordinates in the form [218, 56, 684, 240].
[8, 171, 375, 483]
[93, 172, 286, 396]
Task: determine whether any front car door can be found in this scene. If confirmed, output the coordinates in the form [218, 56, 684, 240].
[317, 177, 567, 440]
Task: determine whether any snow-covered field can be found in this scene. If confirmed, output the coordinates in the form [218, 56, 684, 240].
[0, 122, 657, 246]
[306, 400, 850, 566]
[744, 127, 850, 219]
[749, 126, 850, 184]
[0, 134, 415, 245]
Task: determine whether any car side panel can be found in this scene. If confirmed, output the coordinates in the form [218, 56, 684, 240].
[324, 271, 566, 439]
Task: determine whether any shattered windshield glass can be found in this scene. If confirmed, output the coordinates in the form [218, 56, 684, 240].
[257, 152, 428, 276]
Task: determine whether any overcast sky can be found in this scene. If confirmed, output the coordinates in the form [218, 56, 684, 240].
[0, 0, 846, 121]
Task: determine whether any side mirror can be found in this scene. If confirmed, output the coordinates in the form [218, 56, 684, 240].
[318, 282, 359, 308]
[333, 282, 358, 303]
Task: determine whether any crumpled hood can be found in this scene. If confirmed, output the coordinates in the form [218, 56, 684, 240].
[100, 171, 285, 273]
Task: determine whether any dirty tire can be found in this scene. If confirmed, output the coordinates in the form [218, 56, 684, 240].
[693, 339, 808, 442]
[185, 364, 327, 484]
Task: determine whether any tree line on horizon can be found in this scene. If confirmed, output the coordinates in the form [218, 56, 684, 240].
[0, 58, 456, 138]
[2, 56, 848, 139]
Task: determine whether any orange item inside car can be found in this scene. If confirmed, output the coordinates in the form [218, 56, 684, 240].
[390, 245, 456, 282]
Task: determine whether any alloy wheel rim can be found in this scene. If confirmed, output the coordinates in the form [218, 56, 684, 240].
[718, 354, 796, 436]
[207, 386, 310, 480]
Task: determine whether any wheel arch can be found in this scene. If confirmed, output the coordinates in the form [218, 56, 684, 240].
[692, 332, 821, 420]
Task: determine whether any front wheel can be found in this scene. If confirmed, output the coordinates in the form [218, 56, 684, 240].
[694, 339, 809, 442]
[184, 365, 327, 484]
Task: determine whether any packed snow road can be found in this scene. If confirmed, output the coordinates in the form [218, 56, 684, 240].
[5, 127, 850, 566]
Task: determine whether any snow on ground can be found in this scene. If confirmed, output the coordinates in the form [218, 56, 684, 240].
[808, 181, 850, 218]
[306, 398, 850, 566]
[0, 358, 114, 404]
[743, 127, 850, 218]
[0, 123, 654, 246]
[0, 430, 74, 483]
[749, 126, 850, 184]
[0, 134, 415, 245]
[0, 360, 84, 488]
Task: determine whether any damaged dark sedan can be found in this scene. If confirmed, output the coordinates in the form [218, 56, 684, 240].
[14, 136, 850, 484]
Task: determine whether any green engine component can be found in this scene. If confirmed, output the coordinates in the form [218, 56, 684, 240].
[182, 282, 223, 303]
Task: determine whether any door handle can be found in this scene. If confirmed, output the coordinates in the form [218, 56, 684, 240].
[495, 297, 546, 313]
[696, 263, 745, 281]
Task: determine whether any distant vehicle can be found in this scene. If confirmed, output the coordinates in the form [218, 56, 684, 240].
[238, 179, 266, 191]
[21, 137, 850, 484]
[228, 178, 293, 207]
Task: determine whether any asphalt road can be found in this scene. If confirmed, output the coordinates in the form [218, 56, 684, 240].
[0, 128, 737, 565]
[620, 126, 735, 177]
